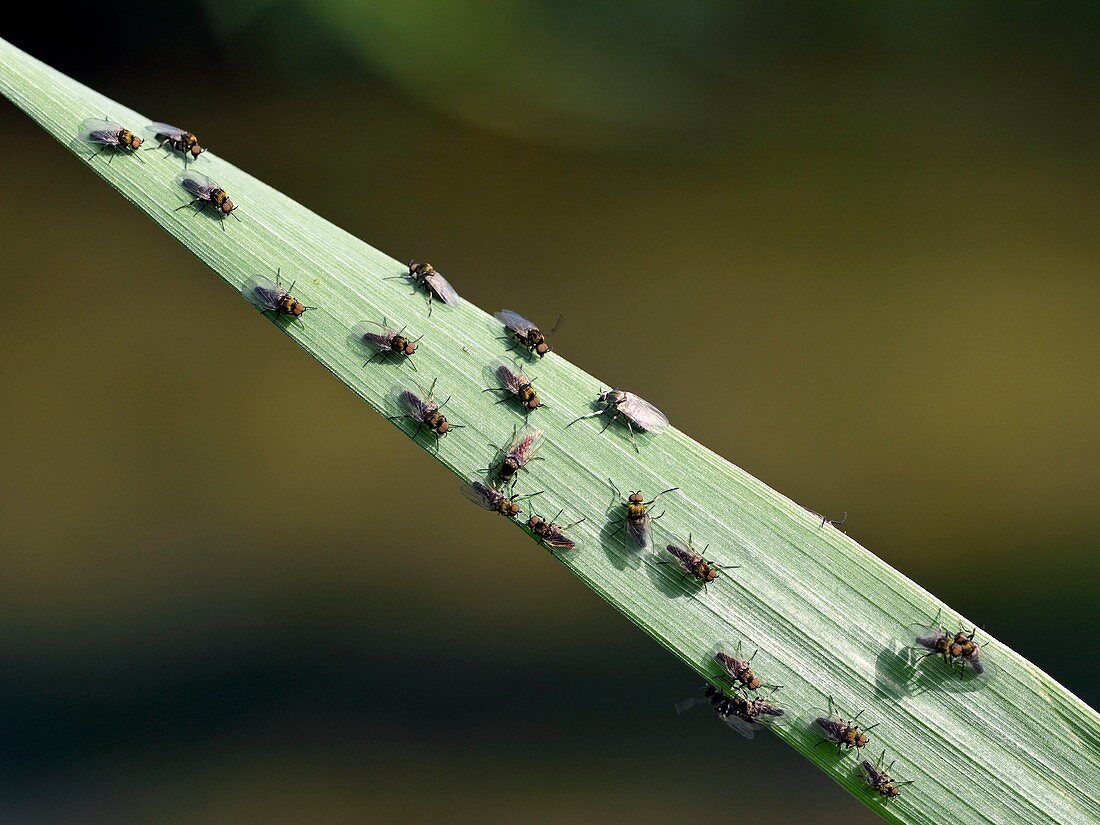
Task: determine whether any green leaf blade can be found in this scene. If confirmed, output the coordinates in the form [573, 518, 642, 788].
[2, 36, 1097, 825]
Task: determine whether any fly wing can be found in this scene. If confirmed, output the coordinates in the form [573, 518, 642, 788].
[350, 320, 396, 353]
[460, 480, 498, 511]
[147, 122, 187, 140]
[506, 424, 544, 465]
[714, 650, 743, 679]
[490, 360, 526, 394]
[962, 647, 994, 680]
[241, 275, 282, 311]
[390, 386, 430, 421]
[754, 701, 789, 727]
[802, 708, 841, 741]
[674, 696, 706, 715]
[719, 711, 761, 740]
[425, 271, 459, 305]
[625, 515, 651, 550]
[494, 309, 537, 334]
[79, 117, 122, 145]
[543, 527, 576, 550]
[176, 170, 217, 198]
[909, 624, 945, 651]
[860, 760, 884, 789]
[663, 543, 695, 574]
[618, 393, 669, 432]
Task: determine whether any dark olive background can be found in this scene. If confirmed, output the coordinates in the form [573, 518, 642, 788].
[2, 4, 1098, 823]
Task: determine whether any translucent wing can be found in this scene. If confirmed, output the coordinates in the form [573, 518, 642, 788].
[674, 696, 706, 715]
[908, 624, 947, 651]
[176, 170, 218, 198]
[147, 122, 187, 140]
[714, 650, 746, 680]
[542, 526, 577, 550]
[663, 543, 696, 574]
[961, 647, 995, 680]
[802, 707, 843, 740]
[617, 392, 669, 432]
[425, 271, 459, 305]
[490, 360, 527, 394]
[505, 424, 544, 465]
[241, 275, 282, 311]
[718, 710, 762, 739]
[494, 309, 538, 334]
[860, 760, 886, 789]
[350, 320, 397, 353]
[460, 480, 499, 511]
[625, 515, 651, 550]
[753, 700, 789, 727]
[78, 117, 123, 145]
[388, 385, 431, 422]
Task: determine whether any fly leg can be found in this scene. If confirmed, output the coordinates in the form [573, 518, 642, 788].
[623, 416, 639, 452]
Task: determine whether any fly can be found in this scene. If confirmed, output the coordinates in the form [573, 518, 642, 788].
[608, 480, 678, 550]
[484, 423, 544, 487]
[527, 508, 585, 553]
[657, 534, 738, 592]
[241, 269, 314, 320]
[567, 388, 669, 452]
[809, 697, 877, 755]
[860, 750, 913, 801]
[494, 309, 562, 358]
[460, 479, 541, 519]
[910, 611, 990, 679]
[386, 260, 458, 317]
[78, 117, 143, 163]
[350, 319, 420, 368]
[147, 122, 205, 164]
[483, 360, 544, 414]
[675, 685, 787, 739]
[713, 643, 782, 693]
[175, 170, 239, 229]
[387, 378, 463, 448]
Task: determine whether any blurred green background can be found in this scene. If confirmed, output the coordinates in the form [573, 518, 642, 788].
[2, 3, 1098, 822]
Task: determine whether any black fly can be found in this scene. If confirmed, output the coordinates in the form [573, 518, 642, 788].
[484, 423, 544, 488]
[78, 117, 143, 163]
[808, 697, 877, 756]
[657, 535, 738, 592]
[387, 378, 462, 449]
[567, 389, 669, 452]
[350, 319, 420, 368]
[494, 309, 562, 358]
[147, 122, 205, 165]
[608, 479, 678, 550]
[483, 360, 543, 414]
[675, 684, 787, 739]
[860, 750, 913, 801]
[241, 269, 314, 320]
[527, 508, 585, 553]
[460, 479, 541, 519]
[387, 260, 459, 317]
